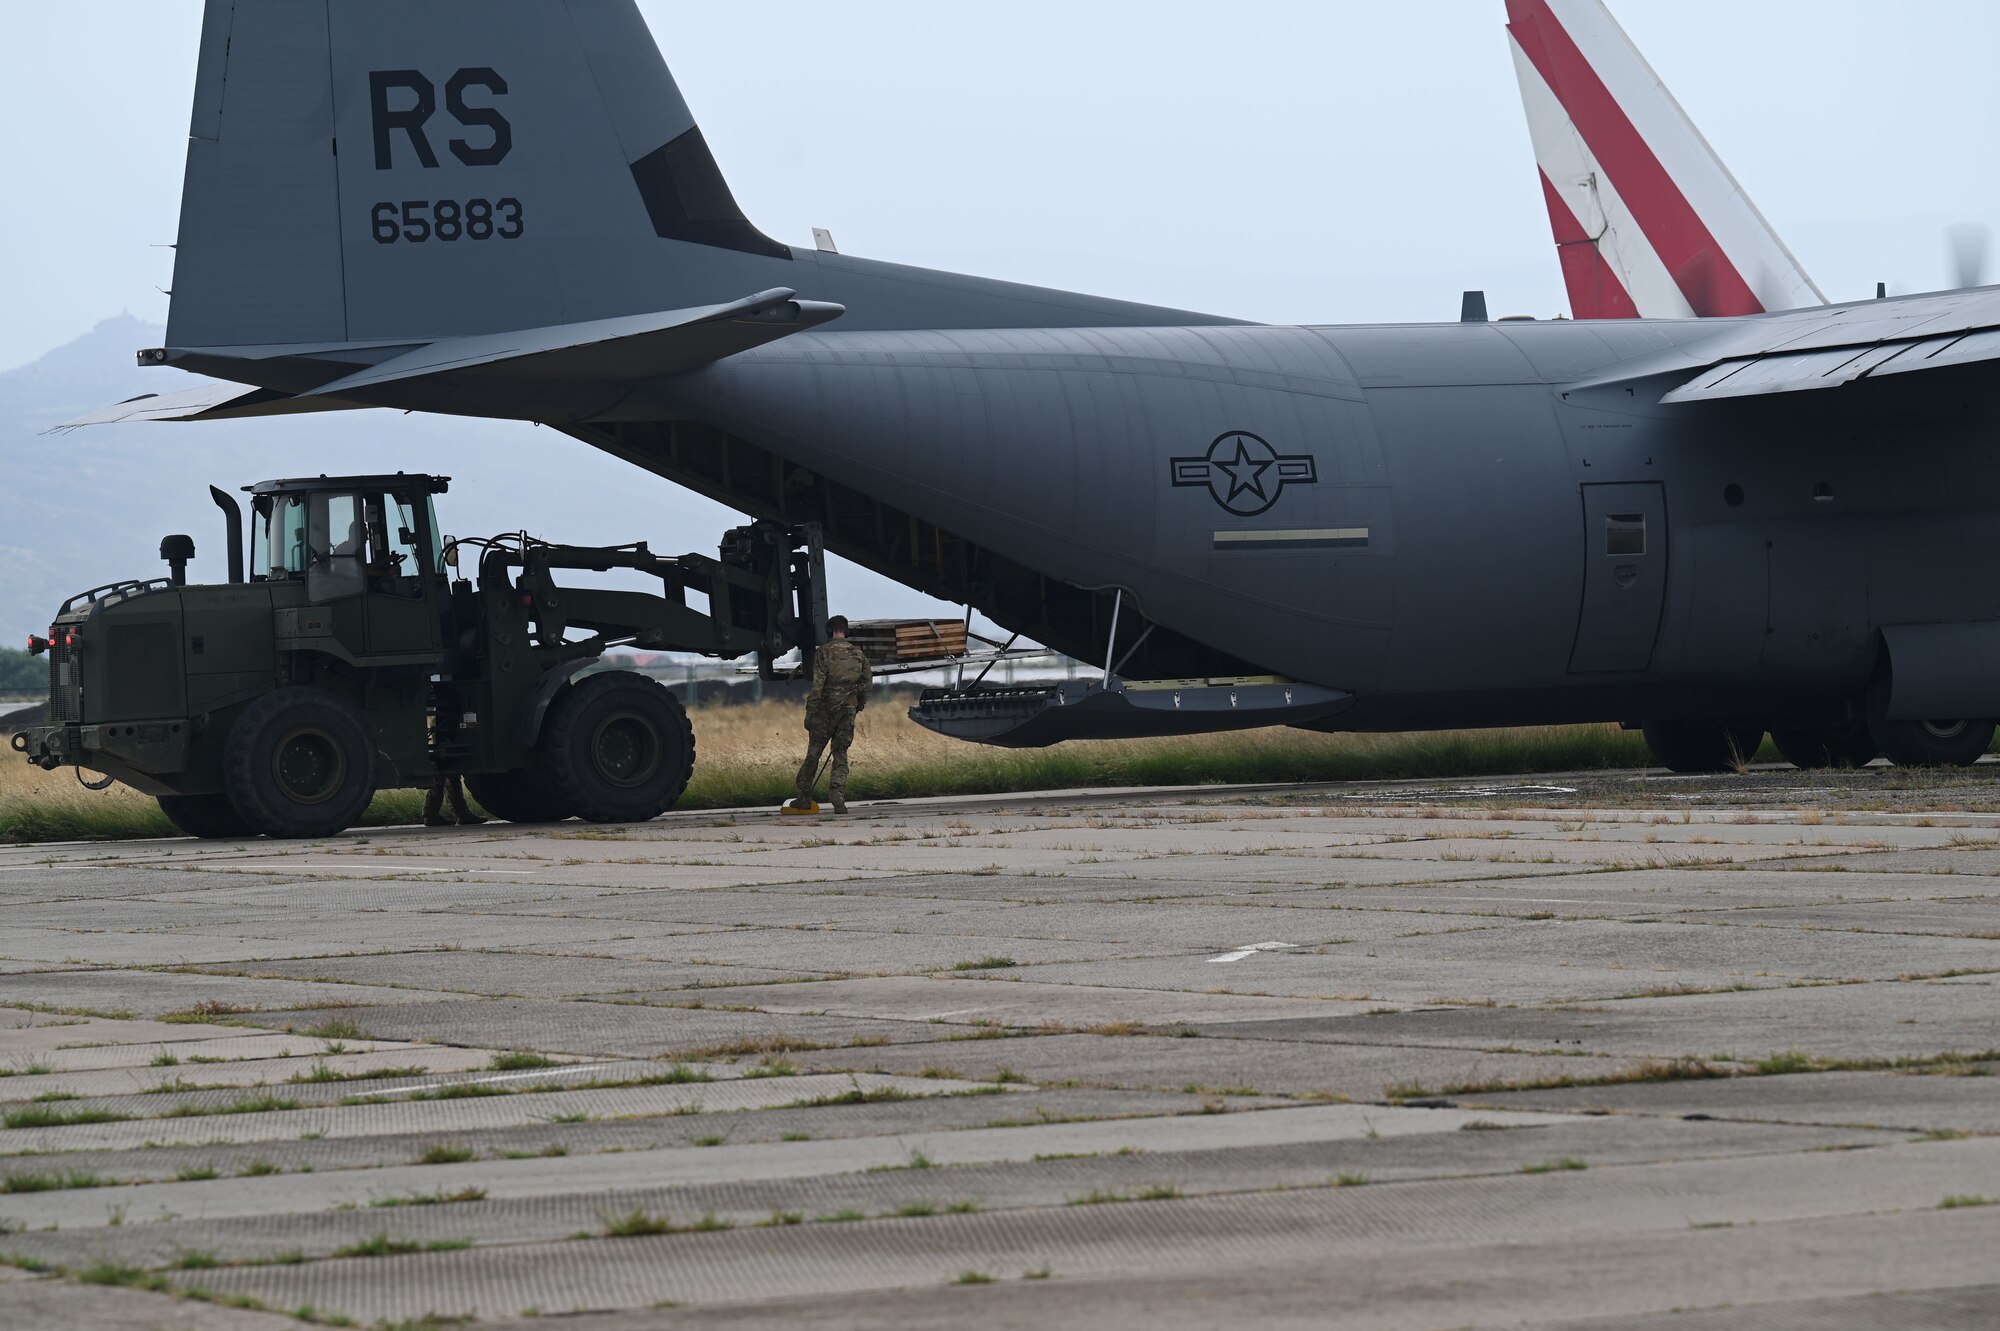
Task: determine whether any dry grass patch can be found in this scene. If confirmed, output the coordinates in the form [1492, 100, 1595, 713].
[1, 708, 1665, 842]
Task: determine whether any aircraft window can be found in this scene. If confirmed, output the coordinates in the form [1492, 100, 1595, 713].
[1605, 513, 1646, 557]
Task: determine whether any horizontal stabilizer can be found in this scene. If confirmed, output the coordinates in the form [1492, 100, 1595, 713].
[52, 382, 355, 433]
[1662, 325, 2000, 404]
[302, 289, 844, 411]
[1550, 287, 2000, 406]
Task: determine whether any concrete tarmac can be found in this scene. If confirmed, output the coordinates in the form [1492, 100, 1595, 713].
[0, 769, 1995, 1328]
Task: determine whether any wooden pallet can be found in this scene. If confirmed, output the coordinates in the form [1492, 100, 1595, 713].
[848, 618, 968, 664]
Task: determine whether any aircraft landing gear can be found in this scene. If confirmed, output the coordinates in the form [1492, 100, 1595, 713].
[1770, 722, 1879, 770]
[1866, 715, 1995, 767]
[1860, 676, 1995, 767]
[1640, 720, 1765, 774]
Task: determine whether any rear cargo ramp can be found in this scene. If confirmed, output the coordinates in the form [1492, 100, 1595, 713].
[911, 678, 1352, 749]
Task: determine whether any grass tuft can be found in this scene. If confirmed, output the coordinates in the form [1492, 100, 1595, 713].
[2, 1105, 131, 1129]
[601, 1208, 676, 1238]
[372, 1187, 488, 1208]
[404, 1082, 510, 1102]
[330, 1234, 421, 1258]
[3, 1170, 108, 1192]
[641, 1063, 716, 1085]
[488, 1052, 558, 1071]
[166, 1093, 300, 1118]
[1521, 1158, 1588, 1174]
[77, 1260, 168, 1291]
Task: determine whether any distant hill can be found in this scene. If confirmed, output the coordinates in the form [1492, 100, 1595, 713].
[0, 317, 948, 644]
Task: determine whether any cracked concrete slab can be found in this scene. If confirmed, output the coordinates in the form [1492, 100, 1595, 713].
[159, 1140, 2000, 1321]
[2, 777, 1997, 1327]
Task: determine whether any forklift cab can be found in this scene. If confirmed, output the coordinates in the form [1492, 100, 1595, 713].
[248, 474, 451, 660]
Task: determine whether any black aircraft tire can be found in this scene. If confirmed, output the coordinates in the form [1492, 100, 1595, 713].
[222, 688, 377, 840]
[1770, 723, 1878, 770]
[157, 793, 257, 840]
[1868, 716, 1995, 768]
[539, 673, 695, 824]
[1641, 720, 1764, 774]
[463, 770, 576, 825]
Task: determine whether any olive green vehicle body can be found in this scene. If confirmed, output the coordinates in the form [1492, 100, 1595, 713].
[13, 473, 824, 808]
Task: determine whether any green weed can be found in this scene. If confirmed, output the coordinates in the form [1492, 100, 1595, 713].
[1521, 1158, 1588, 1174]
[2, 1171, 108, 1192]
[601, 1208, 675, 1237]
[952, 956, 1017, 971]
[2, 1105, 130, 1129]
[330, 1234, 422, 1258]
[372, 1187, 488, 1207]
[488, 1052, 558, 1071]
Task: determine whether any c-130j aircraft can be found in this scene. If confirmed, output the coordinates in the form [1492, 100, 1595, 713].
[76, 0, 2000, 773]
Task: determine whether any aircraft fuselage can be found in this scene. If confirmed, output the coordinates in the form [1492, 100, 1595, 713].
[652, 315, 2000, 732]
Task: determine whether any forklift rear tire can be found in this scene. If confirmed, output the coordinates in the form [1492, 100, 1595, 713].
[157, 793, 256, 840]
[540, 672, 695, 823]
[1640, 720, 1764, 774]
[463, 771, 576, 825]
[222, 688, 377, 839]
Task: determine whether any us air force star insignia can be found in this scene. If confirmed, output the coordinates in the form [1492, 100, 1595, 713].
[1171, 431, 1318, 517]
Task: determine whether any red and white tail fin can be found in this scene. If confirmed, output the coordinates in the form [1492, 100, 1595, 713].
[1505, 0, 1824, 319]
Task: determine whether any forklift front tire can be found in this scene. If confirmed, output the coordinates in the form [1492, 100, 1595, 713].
[540, 672, 695, 823]
[157, 793, 257, 840]
[223, 688, 377, 839]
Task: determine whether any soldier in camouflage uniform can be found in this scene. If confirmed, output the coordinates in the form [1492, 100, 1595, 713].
[791, 615, 873, 814]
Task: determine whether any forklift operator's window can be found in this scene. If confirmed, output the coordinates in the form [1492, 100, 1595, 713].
[369, 494, 426, 598]
[423, 497, 444, 572]
[307, 492, 367, 602]
[263, 496, 309, 578]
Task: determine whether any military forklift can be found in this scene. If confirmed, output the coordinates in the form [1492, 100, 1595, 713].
[12, 474, 825, 839]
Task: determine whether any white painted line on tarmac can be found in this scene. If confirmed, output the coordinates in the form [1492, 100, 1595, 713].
[1207, 941, 1296, 964]
[345, 1063, 622, 1099]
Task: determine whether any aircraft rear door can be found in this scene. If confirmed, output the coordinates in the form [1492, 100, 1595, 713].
[1569, 482, 1667, 673]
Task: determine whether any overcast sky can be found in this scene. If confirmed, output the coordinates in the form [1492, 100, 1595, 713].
[3, 1, 1998, 372]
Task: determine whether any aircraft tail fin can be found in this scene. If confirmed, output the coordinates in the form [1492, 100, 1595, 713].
[1504, 0, 1825, 318]
[166, 1, 1226, 361]
[168, 0, 798, 351]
